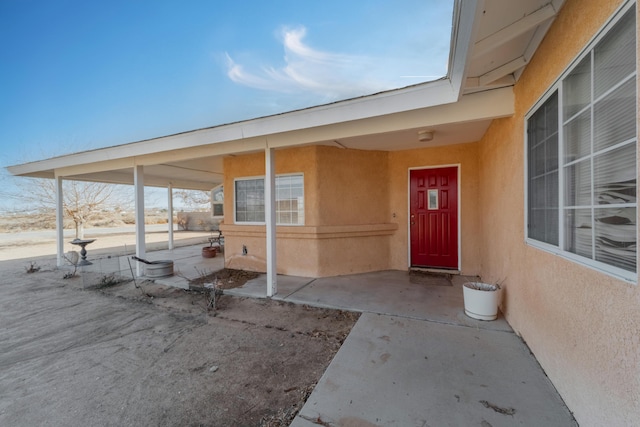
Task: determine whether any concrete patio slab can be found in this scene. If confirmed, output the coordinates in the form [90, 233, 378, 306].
[155, 245, 224, 286]
[60, 235, 222, 290]
[230, 270, 511, 332]
[291, 312, 576, 427]
[224, 274, 315, 299]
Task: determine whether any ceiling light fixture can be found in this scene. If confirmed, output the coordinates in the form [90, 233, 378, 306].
[418, 130, 434, 142]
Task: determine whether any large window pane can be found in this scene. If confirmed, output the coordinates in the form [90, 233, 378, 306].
[527, 4, 636, 277]
[235, 175, 304, 225]
[212, 185, 224, 217]
[235, 179, 265, 223]
[276, 174, 304, 225]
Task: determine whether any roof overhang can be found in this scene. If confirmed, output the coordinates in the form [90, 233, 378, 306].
[6, 0, 563, 190]
[7, 86, 514, 190]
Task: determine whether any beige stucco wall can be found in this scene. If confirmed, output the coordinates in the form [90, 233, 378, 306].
[221, 142, 485, 277]
[315, 146, 390, 225]
[221, 146, 397, 276]
[477, 0, 640, 424]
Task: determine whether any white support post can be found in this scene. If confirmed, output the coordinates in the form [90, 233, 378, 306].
[55, 175, 64, 267]
[265, 147, 277, 296]
[134, 165, 146, 276]
[167, 183, 174, 250]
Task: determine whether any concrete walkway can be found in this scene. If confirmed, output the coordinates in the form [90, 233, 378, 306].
[292, 312, 575, 426]
[222, 271, 576, 426]
[85, 244, 576, 426]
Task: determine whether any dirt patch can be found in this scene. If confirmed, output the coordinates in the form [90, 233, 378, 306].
[0, 264, 360, 427]
[190, 268, 261, 289]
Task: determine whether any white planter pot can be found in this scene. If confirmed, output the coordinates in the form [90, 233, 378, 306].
[463, 282, 501, 321]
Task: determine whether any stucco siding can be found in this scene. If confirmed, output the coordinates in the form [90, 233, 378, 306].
[315, 146, 390, 225]
[221, 146, 397, 277]
[478, 0, 640, 424]
[222, 143, 483, 277]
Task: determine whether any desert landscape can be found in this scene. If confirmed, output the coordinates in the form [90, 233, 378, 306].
[0, 209, 170, 233]
[0, 211, 359, 426]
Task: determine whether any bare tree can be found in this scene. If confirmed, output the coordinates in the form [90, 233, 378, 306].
[19, 178, 129, 238]
[174, 189, 212, 210]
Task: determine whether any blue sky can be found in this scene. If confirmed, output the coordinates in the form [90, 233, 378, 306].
[0, 0, 453, 211]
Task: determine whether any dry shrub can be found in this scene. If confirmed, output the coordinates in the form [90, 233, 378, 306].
[91, 218, 126, 228]
[1, 211, 176, 232]
[145, 215, 168, 225]
[121, 214, 136, 224]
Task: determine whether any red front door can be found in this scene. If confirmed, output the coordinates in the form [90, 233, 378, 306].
[410, 167, 458, 269]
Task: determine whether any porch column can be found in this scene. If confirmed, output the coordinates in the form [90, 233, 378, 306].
[167, 183, 174, 250]
[55, 175, 64, 267]
[265, 147, 277, 296]
[134, 165, 146, 276]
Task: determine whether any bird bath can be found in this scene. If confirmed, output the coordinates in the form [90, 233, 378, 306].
[70, 238, 96, 266]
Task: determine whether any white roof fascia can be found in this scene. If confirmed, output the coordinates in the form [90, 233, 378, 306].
[8, 80, 457, 177]
[7, 0, 479, 178]
[448, 0, 482, 100]
[49, 86, 515, 179]
[239, 79, 458, 139]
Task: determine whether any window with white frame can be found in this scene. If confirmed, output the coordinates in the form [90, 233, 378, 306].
[526, 4, 637, 278]
[234, 174, 304, 225]
[211, 185, 224, 217]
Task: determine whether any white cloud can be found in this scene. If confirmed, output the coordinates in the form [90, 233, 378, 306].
[225, 54, 280, 92]
[225, 26, 396, 101]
